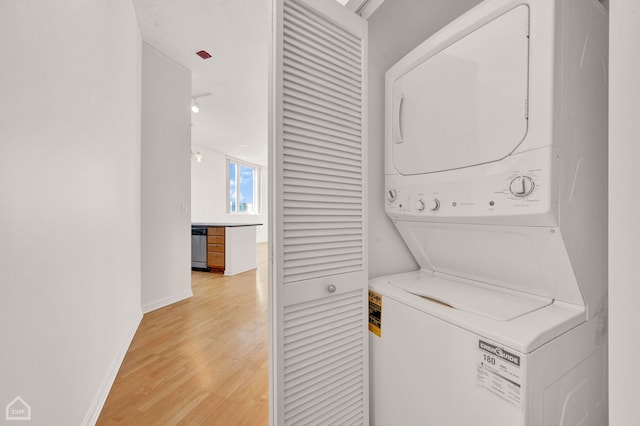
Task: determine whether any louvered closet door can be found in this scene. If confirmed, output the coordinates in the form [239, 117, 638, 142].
[270, 0, 368, 425]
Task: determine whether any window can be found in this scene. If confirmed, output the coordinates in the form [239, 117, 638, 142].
[227, 158, 260, 214]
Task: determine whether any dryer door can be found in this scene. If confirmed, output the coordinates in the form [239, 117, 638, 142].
[391, 5, 530, 175]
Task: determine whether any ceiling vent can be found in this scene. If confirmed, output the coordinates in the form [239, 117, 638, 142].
[196, 50, 212, 60]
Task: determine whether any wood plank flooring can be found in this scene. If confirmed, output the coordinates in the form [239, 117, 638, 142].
[97, 243, 269, 425]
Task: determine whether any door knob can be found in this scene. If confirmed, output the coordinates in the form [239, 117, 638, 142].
[327, 284, 336, 293]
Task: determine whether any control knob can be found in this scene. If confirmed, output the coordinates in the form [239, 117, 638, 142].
[387, 188, 398, 203]
[417, 199, 440, 212]
[509, 176, 535, 197]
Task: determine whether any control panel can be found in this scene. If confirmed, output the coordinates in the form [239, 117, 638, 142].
[385, 147, 557, 225]
[386, 169, 552, 222]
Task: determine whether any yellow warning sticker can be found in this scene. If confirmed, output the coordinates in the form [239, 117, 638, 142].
[368, 290, 382, 337]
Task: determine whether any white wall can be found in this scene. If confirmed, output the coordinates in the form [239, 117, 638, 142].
[609, 0, 640, 422]
[141, 44, 193, 313]
[367, 0, 483, 278]
[0, 1, 142, 425]
[191, 145, 268, 243]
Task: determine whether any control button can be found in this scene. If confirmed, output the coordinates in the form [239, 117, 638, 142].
[509, 176, 535, 197]
[417, 199, 426, 212]
[387, 189, 398, 203]
[429, 199, 441, 211]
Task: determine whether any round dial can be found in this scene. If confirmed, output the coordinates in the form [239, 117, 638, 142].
[429, 199, 441, 211]
[417, 199, 426, 212]
[509, 176, 535, 197]
[387, 189, 398, 203]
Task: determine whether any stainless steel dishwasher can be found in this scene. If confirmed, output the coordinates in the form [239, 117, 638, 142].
[191, 227, 208, 270]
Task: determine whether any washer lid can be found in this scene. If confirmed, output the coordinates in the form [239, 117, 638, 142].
[370, 271, 585, 353]
[395, 274, 552, 321]
[390, 5, 529, 175]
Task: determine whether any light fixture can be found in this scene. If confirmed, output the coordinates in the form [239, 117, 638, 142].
[191, 150, 204, 163]
[191, 93, 212, 114]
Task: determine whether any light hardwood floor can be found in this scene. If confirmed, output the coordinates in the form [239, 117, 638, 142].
[97, 243, 269, 425]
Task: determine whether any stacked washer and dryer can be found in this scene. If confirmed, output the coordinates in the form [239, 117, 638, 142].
[369, 0, 609, 425]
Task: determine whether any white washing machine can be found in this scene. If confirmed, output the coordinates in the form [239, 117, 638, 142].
[370, 0, 609, 425]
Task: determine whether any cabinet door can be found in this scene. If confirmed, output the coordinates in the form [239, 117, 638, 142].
[208, 227, 225, 236]
[207, 251, 224, 269]
[270, 0, 368, 424]
[207, 228, 225, 269]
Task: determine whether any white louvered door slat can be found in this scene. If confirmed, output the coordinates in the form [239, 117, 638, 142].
[271, 0, 368, 424]
[284, 126, 362, 150]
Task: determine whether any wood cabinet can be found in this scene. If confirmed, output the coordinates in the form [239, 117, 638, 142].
[207, 227, 225, 270]
[193, 223, 259, 275]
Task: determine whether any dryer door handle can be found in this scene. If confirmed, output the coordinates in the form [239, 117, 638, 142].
[393, 92, 405, 144]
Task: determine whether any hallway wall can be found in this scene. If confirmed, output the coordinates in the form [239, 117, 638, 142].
[0, 1, 143, 424]
[609, 0, 640, 423]
[141, 43, 193, 312]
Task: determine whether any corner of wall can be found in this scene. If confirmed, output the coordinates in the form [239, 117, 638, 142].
[141, 44, 193, 310]
[81, 312, 143, 426]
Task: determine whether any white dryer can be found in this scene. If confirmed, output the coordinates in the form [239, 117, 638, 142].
[370, 0, 609, 425]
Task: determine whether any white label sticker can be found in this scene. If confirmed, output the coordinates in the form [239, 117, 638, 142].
[477, 340, 522, 409]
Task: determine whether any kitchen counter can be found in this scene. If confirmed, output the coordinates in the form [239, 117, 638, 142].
[191, 223, 262, 275]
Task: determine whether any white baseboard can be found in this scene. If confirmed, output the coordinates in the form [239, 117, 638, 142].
[82, 311, 143, 426]
[141, 289, 193, 314]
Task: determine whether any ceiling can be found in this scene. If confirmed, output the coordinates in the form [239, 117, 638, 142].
[132, 0, 378, 167]
[133, 0, 271, 166]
